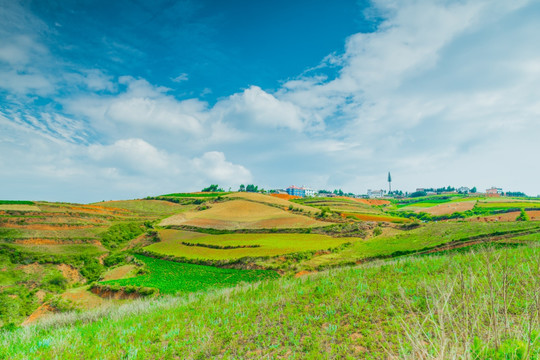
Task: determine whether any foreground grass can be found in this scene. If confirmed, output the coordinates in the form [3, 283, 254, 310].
[2, 243, 539, 359]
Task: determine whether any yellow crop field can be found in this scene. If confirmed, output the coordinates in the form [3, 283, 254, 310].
[224, 192, 321, 214]
[159, 200, 326, 229]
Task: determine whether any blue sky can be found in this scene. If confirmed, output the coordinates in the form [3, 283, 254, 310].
[1, 0, 540, 202]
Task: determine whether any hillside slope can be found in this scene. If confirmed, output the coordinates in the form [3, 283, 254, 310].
[2, 244, 538, 359]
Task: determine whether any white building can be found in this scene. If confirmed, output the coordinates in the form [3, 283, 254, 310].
[367, 189, 385, 198]
[303, 188, 316, 197]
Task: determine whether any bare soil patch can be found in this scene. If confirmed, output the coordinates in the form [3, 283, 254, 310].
[348, 198, 390, 206]
[294, 270, 316, 278]
[56, 264, 86, 284]
[13, 238, 102, 245]
[22, 304, 54, 326]
[467, 210, 540, 222]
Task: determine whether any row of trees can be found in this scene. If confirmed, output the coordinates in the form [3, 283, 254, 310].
[201, 184, 225, 192]
[238, 184, 259, 192]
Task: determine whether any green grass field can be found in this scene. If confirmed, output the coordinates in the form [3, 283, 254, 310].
[476, 201, 540, 209]
[299, 221, 540, 269]
[0, 201, 34, 205]
[2, 243, 538, 359]
[102, 255, 279, 294]
[144, 230, 353, 260]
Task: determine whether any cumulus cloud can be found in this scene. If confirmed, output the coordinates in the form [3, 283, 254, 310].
[64, 76, 209, 138]
[215, 86, 307, 131]
[88, 138, 174, 175]
[192, 151, 252, 185]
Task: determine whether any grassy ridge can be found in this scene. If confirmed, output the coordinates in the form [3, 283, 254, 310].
[300, 221, 540, 269]
[102, 255, 279, 294]
[2, 244, 538, 359]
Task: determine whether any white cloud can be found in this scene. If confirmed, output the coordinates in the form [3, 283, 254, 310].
[64, 76, 209, 137]
[88, 138, 174, 175]
[171, 73, 189, 82]
[215, 85, 307, 131]
[192, 151, 252, 185]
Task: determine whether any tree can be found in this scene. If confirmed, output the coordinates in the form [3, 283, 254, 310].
[238, 184, 245, 192]
[201, 184, 224, 192]
[246, 184, 258, 192]
[471, 187, 477, 193]
[388, 172, 392, 193]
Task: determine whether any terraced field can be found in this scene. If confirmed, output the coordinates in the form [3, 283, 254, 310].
[225, 192, 321, 214]
[159, 199, 326, 229]
[144, 229, 353, 260]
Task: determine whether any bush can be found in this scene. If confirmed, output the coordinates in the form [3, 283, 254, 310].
[100, 222, 144, 249]
[80, 257, 104, 282]
[103, 253, 126, 267]
[516, 208, 529, 221]
[46, 274, 68, 291]
[373, 227, 383, 236]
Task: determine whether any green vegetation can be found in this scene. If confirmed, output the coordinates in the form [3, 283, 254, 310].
[201, 184, 224, 192]
[476, 201, 540, 209]
[2, 244, 538, 359]
[100, 222, 144, 249]
[144, 230, 353, 261]
[299, 221, 540, 270]
[517, 208, 530, 221]
[102, 255, 279, 295]
[0, 200, 34, 205]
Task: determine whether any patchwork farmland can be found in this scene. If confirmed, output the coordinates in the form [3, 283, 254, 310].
[1, 191, 540, 358]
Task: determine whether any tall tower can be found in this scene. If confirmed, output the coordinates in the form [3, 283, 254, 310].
[388, 172, 392, 193]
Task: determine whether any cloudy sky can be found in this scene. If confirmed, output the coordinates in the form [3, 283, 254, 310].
[1, 0, 539, 202]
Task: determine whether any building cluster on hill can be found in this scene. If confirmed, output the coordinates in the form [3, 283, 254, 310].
[285, 185, 316, 197]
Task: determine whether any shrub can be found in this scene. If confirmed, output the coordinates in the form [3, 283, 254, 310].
[516, 208, 529, 221]
[100, 222, 144, 249]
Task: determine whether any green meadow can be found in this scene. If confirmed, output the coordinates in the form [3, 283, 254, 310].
[2, 243, 538, 359]
[144, 229, 353, 260]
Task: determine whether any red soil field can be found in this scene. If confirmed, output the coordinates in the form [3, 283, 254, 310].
[467, 210, 540, 222]
[13, 238, 102, 245]
[270, 193, 301, 201]
[2, 223, 93, 230]
[340, 197, 390, 206]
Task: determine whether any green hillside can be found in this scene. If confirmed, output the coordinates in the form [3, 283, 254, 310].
[1, 243, 538, 359]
